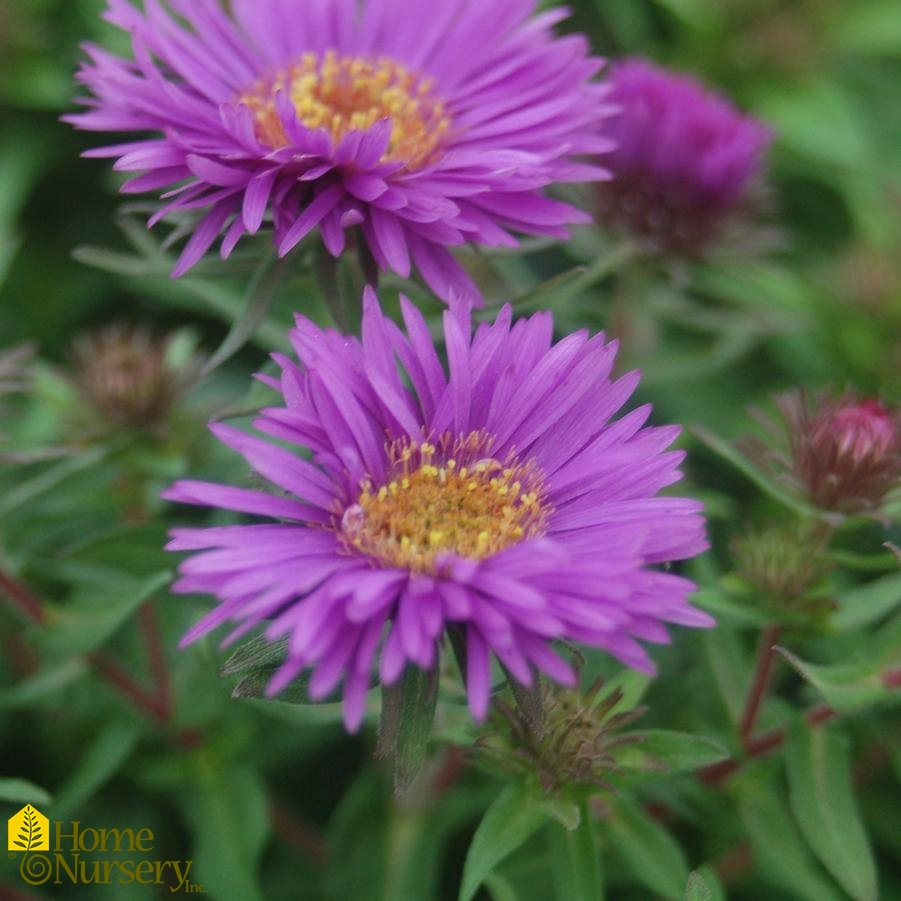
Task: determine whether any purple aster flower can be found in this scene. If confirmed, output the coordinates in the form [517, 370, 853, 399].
[163, 289, 712, 731]
[65, 0, 613, 303]
[596, 59, 773, 257]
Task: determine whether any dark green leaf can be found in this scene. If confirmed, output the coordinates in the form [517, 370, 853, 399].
[459, 782, 550, 901]
[778, 647, 899, 713]
[605, 794, 689, 899]
[547, 799, 602, 901]
[377, 665, 439, 793]
[37, 570, 172, 658]
[786, 724, 878, 901]
[182, 753, 270, 901]
[615, 730, 729, 779]
[831, 571, 901, 631]
[738, 778, 845, 901]
[49, 719, 142, 821]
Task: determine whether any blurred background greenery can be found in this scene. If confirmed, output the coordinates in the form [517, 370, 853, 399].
[1, 1, 899, 899]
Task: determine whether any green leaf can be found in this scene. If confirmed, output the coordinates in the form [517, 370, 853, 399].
[0, 446, 106, 519]
[547, 799, 602, 901]
[220, 635, 290, 676]
[201, 255, 289, 376]
[692, 426, 822, 519]
[685, 867, 726, 901]
[831, 571, 901, 631]
[605, 794, 688, 900]
[377, 665, 439, 793]
[701, 625, 750, 724]
[49, 719, 143, 821]
[37, 570, 172, 658]
[738, 778, 845, 901]
[0, 658, 90, 708]
[459, 782, 550, 901]
[182, 752, 270, 901]
[778, 647, 899, 713]
[0, 778, 52, 806]
[615, 730, 729, 779]
[786, 724, 878, 901]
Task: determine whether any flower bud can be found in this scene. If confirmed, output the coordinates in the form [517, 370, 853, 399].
[777, 390, 901, 514]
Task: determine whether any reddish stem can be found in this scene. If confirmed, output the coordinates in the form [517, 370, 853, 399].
[701, 702, 836, 786]
[269, 799, 331, 866]
[0, 568, 46, 625]
[88, 651, 170, 725]
[739, 624, 783, 744]
[138, 601, 172, 719]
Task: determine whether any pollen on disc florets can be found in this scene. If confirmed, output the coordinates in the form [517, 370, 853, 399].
[238, 49, 450, 170]
[340, 431, 550, 573]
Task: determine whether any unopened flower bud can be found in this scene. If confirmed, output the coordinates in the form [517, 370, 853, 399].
[71, 324, 200, 434]
[777, 390, 901, 514]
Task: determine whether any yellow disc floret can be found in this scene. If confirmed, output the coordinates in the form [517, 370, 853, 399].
[238, 50, 450, 170]
[341, 432, 550, 573]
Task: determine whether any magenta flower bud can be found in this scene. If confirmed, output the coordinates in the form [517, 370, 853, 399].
[596, 59, 773, 258]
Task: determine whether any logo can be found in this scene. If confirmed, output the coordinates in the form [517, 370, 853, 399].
[8, 805, 49, 852]
[6, 806, 204, 892]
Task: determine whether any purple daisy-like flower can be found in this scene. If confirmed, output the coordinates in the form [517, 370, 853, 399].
[65, 0, 612, 303]
[163, 289, 712, 731]
[597, 59, 773, 257]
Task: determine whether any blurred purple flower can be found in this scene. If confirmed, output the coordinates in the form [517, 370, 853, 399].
[163, 289, 711, 731]
[66, 0, 613, 303]
[597, 59, 773, 257]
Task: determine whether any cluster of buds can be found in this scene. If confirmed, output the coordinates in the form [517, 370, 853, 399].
[70, 324, 201, 435]
[475, 677, 645, 795]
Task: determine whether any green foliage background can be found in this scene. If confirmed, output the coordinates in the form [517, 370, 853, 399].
[1, 1, 899, 899]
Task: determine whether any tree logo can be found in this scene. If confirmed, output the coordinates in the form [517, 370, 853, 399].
[7, 805, 49, 852]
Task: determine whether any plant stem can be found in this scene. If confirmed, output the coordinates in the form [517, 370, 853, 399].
[269, 798, 331, 866]
[700, 702, 836, 786]
[739, 624, 783, 743]
[138, 601, 172, 720]
[88, 651, 169, 725]
[0, 568, 46, 625]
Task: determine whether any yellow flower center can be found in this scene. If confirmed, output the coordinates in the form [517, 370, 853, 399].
[238, 50, 450, 170]
[341, 433, 549, 573]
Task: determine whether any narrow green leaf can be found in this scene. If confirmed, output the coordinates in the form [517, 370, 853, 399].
[692, 426, 822, 519]
[786, 724, 878, 901]
[182, 753, 270, 901]
[201, 255, 288, 376]
[49, 719, 142, 821]
[831, 571, 901, 631]
[738, 778, 845, 901]
[778, 647, 898, 713]
[459, 782, 549, 901]
[220, 635, 289, 676]
[685, 867, 726, 901]
[0, 778, 52, 806]
[702, 625, 750, 724]
[0, 446, 106, 519]
[615, 730, 729, 778]
[0, 658, 90, 708]
[37, 570, 172, 657]
[377, 665, 439, 793]
[548, 799, 603, 901]
[605, 794, 688, 899]
[484, 872, 522, 901]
